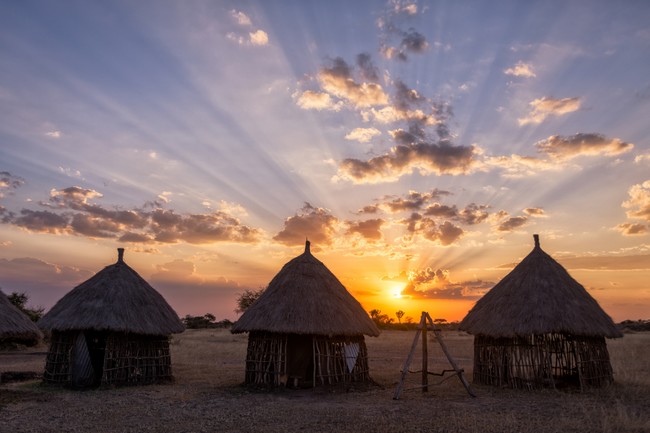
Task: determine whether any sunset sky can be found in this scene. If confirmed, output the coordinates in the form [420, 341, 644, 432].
[1, 0, 649, 324]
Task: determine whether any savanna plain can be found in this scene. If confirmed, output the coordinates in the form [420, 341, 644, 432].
[1, 329, 648, 433]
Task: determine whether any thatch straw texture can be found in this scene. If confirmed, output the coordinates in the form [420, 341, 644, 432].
[232, 241, 379, 337]
[460, 235, 622, 339]
[38, 249, 184, 335]
[0, 289, 43, 342]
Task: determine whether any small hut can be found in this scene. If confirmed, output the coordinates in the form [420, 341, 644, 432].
[0, 289, 43, 347]
[460, 235, 622, 390]
[38, 248, 184, 388]
[231, 241, 380, 388]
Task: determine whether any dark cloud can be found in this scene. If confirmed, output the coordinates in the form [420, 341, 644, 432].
[401, 213, 464, 245]
[317, 57, 389, 108]
[400, 28, 428, 54]
[356, 52, 380, 82]
[3, 186, 261, 244]
[383, 189, 450, 213]
[345, 218, 384, 240]
[536, 133, 634, 160]
[338, 142, 478, 184]
[400, 267, 492, 300]
[424, 203, 458, 219]
[497, 216, 529, 232]
[0, 257, 93, 310]
[393, 80, 425, 111]
[13, 209, 69, 233]
[356, 205, 380, 215]
[273, 203, 338, 246]
[0, 171, 25, 192]
[458, 203, 490, 225]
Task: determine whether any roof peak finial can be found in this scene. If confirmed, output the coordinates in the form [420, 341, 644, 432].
[305, 239, 311, 254]
[533, 234, 540, 248]
[117, 247, 125, 263]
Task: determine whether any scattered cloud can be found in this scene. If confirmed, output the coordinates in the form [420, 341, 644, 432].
[317, 57, 389, 108]
[536, 133, 634, 160]
[336, 142, 479, 184]
[2, 186, 261, 244]
[345, 127, 381, 143]
[622, 180, 650, 222]
[295, 90, 342, 111]
[272, 202, 338, 246]
[524, 207, 546, 217]
[400, 267, 492, 299]
[345, 218, 384, 241]
[504, 61, 536, 78]
[249, 30, 269, 46]
[45, 130, 61, 138]
[518, 96, 580, 125]
[615, 222, 648, 236]
[0, 171, 25, 198]
[497, 215, 529, 232]
[634, 153, 650, 164]
[400, 213, 464, 245]
[230, 10, 252, 26]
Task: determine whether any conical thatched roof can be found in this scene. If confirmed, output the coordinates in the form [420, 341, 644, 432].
[38, 249, 184, 335]
[232, 241, 380, 337]
[460, 235, 622, 338]
[0, 289, 43, 342]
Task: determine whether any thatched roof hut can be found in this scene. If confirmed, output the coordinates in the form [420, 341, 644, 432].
[460, 235, 622, 390]
[232, 240, 379, 388]
[38, 248, 184, 388]
[0, 289, 42, 346]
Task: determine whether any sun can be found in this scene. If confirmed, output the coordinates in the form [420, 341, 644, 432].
[390, 283, 406, 299]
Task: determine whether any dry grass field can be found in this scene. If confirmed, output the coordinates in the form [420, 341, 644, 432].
[1, 329, 648, 433]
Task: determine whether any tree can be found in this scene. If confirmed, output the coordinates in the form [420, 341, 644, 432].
[182, 313, 218, 329]
[368, 308, 394, 328]
[235, 286, 266, 314]
[395, 310, 405, 324]
[7, 291, 44, 322]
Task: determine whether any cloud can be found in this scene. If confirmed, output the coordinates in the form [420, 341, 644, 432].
[345, 127, 381, 143]
[45, 130, 62, 138]
[497, 215, 529, 232]
[635, 153, 650, 164]
[524, 207, 546, 217]
[0, 171, 25, 198]
[379, 189, 451, 213]
[615, 223, 648, 236]
[317, 57, 389, 107]
[622, 180, 650, 222]
[336, 142, 479, 184]
[401, 213, 464, 245]
[484, 154, 560, 178]
[0, 256, 93, 309]
[554, 254, 650, 270]
[249, 30, 269, 46]
[504, 61, 536, 78]
[3, 186, 261, 244]
[518, 97, 580, 125]
[295, 90, 342, 111]
[345, 218, 384, 240]
[230, 10, 252, 26]
[273, 203, 339, 246]
[400, 267, 492, 300]
[536, 133, 634, 160]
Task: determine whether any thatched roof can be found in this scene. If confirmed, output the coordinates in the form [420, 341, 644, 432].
[460, 235, 622, 339]
[0, 289, 43, 342]
[38, 249, 184, 335]
[232, 241, 380, 337]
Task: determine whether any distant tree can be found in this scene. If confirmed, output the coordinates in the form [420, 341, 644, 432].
[182, 313, 219, 329]
[404, 316, 414, 324]
[235, 286, 266, 315]
[7, 291, 44, 322]
[395, 310, 405, 324]
[369, 308, 394, 328]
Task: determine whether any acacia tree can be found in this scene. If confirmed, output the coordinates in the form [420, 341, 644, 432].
[235, 286, 266, 314]
[7, 291, 44, 322]
[395, 310, 405, 324]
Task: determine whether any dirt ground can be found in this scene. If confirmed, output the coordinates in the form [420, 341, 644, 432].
[1, 329, 648, 433]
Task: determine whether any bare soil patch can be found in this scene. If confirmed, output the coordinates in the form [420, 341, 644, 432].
[1, 330, 648, 433]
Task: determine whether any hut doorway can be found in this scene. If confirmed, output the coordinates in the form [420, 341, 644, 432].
[286, 334, 314, 387]
[85, 331, 107, 386]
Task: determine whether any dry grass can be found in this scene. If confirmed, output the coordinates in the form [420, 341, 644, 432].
[1, 330, 648, 433]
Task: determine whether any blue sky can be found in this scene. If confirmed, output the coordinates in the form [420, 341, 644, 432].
[1, 0, 649, 321]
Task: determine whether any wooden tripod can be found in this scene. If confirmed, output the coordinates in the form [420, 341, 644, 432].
[393, 311, 476, 399]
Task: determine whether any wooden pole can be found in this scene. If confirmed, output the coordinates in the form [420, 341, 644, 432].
[424, 313, 476, 397]
[393, 313, 426, 400]
[422, 314, 428, 392]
